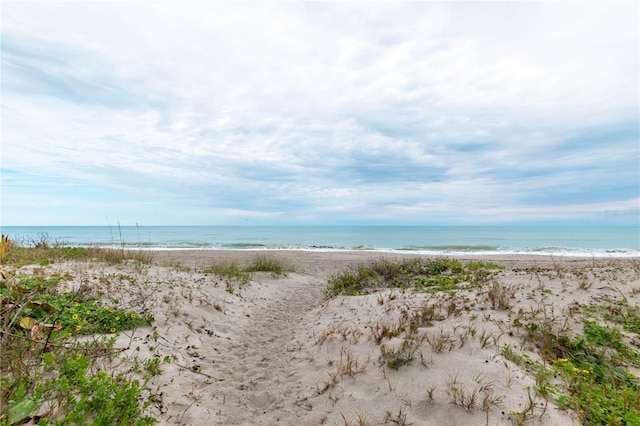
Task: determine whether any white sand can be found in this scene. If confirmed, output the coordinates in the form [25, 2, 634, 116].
[36, 251, 640, 425]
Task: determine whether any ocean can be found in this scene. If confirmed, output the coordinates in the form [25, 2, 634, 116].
[1, 226, 638, 257]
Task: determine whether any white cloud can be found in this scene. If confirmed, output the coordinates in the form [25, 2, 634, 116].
[1, 1, 638, 225]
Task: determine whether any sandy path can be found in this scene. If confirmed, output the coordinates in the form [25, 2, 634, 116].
[205, 274, 324, 425]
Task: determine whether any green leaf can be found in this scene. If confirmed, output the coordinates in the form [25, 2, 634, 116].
[9, 398, 35, 425]
[26, 301, 56, 312]
[19, 317, 38, 330]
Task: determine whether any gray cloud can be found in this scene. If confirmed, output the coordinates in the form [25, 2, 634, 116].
[2, 1, 638, 225]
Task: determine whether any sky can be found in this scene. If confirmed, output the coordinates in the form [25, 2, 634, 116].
[1, 1, 639, 226]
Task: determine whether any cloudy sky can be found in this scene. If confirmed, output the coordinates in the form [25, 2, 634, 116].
[1, 1, 638, 226]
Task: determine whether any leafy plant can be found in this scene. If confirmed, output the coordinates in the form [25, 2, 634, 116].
[502, 316, 640, 425]
[0, 247, 156, 424]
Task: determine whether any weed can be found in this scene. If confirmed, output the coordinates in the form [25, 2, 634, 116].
[244, 254, 295, 276]
[485, 281, 516, 310]
[202, 261, 250, 285]
[339, 411, 368, 426]
[383, 403, 412, 425]
[380, 342, 415, 370]
[0, 245, 156, 424]
[502, 316, 640, 425]
[425, 329, 454, 352]
[425, 384, 437, 400]
[337, 347, 369, 377]
[326, 258, 504, 296]
[445, 372, 479, 409]
[2, 236, 153, 267]
[370, 321, 398, 344]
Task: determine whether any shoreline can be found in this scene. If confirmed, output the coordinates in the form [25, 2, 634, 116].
[4, 225, 638, 259]
[147, 247, 639, 256]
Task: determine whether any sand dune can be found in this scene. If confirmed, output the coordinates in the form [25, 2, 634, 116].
[40, 251, 640, 425]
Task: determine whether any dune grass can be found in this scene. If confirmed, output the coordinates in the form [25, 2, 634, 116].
[326, 257, 504, 296]
[1, 233, 154, 268]
[244, 254, 296, 276]
[203, 254, 296, 285]
[202, 260, 251, 285]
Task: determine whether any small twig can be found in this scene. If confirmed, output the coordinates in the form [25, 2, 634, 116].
[179, 396, 201, 424]
[41, 294, 82, 356]
[174, 362, 224, 381]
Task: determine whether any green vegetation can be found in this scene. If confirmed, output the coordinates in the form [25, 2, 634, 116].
[244, 254, 296, 276]
[381, 342, 416, 370]
[0, 243, 156, 425]
[203, 254, 295, 284]
[202, 260, 251, 285]
[326, 257, 504, 296]
[502, 310, 640, 425]
[1, 234, 153, 268]
[2, 275, 151, 336]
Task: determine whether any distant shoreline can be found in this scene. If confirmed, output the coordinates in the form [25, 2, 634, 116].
[3, 225, 638, 258]
[105, 245, 640, 257]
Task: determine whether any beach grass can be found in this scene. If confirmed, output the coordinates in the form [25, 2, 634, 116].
[1, 234, 153, 267]
[326, 257, 504, 296]
[203, 254, 296, 284]
[202, 260, 251, 285]
[244, 254, 296, 276]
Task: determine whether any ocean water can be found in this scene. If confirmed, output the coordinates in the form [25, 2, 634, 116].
[1, 226, 638, 257]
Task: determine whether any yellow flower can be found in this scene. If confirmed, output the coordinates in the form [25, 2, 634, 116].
[110, 328, 116, 333]
[86, 310, 91, 315]
[582, 370, 589, 374]
[624, 311, 629, 316]
[75, 303, 80, 307]
[627, 370, 637, 377]
[130, 313, 136, 319]
[124, 312, 128, 317]
[115, 316, 120, 321]
[109, 308, 115, 313]
[76, 325, 82, 331]
[72, 314, 79, 320]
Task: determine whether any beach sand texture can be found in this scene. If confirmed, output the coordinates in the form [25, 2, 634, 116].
[15, 251, 640, 425]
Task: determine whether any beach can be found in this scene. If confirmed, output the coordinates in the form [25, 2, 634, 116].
[7, 250, 640, 425]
